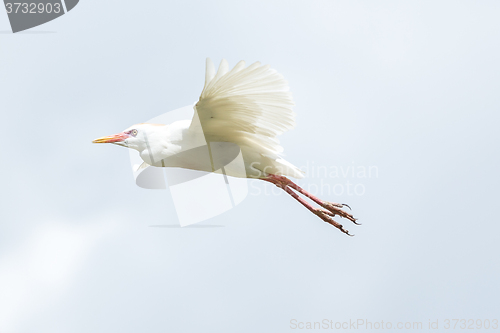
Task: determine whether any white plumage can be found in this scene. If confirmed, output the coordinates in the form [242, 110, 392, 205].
[194, 58, 303, 178]
[93, 58, 358, 235]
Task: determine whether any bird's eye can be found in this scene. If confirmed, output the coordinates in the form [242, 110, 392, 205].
[130, 129, 138, 137]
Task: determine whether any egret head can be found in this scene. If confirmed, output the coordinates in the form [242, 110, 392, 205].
[92, 123, 166, 151]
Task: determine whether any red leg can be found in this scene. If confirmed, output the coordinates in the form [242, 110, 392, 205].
[262, 175, 357, 236]
[266, 174, 360, 225]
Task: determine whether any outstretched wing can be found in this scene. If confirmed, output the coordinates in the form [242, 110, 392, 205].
[191, 58, 295, 158]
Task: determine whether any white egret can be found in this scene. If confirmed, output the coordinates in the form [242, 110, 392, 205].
[93, 59, 358, 235]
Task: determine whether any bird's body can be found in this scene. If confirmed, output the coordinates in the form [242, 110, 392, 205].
[94, 59, 358, 235]
[125, 120, 303, 179]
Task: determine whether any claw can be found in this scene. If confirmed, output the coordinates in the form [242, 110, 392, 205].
[352, 218, 361, 225]
[342, 203, 352, 210]
[329, 202, 344, 208]
[314, 209, 353, 236]
[322, 202, 358, 225]
[339, 226, 353, 236]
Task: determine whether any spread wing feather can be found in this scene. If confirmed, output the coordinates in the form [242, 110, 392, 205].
[192, 58, 296, 158]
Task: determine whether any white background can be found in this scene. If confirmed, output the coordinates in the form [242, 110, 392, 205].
[1, 1, 499, 332]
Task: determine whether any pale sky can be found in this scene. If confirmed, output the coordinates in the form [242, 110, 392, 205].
[1, 1, 499, 332]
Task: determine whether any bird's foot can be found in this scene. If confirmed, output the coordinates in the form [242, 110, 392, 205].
[321, 202, 360, 225]
[314, 209, 354, 236]
[262, 174, 360, 235]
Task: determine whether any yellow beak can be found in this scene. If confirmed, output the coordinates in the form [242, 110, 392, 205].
[92, 132, 128, 143]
